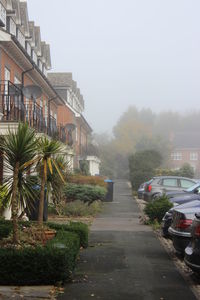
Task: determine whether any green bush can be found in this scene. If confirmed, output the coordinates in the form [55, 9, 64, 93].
[0, 231, 80, 285]
[64, 184, 106, 204]
[62, 200, 102, 217]
[0, 223, 13, 240]
[155, 163, 194, 179]
[48, 221, 89, 248]
[0, 185, 8, 210]
[144, 195, 173, 223]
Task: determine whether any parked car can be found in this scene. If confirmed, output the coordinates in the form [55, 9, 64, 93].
[137, 180, 153, 199]
[166, 182, 200, 200]
[162, 200, 200, 237]
[168, 206, 200, 254]
[185, 212, 200, 273]
[143, 176, 197, 202]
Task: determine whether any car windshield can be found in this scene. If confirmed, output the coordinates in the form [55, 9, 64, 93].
[186, 182, 200, 192]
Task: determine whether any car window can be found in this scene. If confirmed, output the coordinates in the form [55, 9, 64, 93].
[162, 178, 178, 187]
[180, 179, 195, 189]
[186, 182, 200, 192]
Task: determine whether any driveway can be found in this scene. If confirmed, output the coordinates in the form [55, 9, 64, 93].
[58, 180, 197, 300]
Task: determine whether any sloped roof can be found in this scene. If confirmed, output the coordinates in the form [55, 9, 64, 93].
[48, 73, 73, 87]
[34, 26, 42, 56]
[173, 132, 200, 149]
[11, 0, 21, 26]
[19, 1, 30, 37]
[28, 21, 35, 47]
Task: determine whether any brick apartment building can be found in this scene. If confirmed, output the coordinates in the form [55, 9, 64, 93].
[0, 0, 100, 179]
[48, 73, 100, 174]
[170, 132, 200, 176]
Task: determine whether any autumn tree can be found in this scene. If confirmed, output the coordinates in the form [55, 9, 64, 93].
[129, 150, 162, 190]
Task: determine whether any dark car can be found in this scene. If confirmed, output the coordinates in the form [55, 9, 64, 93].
[170, 193, 200, 206]
[166, 182, 200, 200]
[162, 200, 200, 237]
[143, 176, 197, 202]
[137, 180, 153, 199]
[168, 206, 200, 254]
[185, 212, 200, 273]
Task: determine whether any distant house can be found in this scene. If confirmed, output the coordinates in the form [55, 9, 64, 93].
[170, 132, 200, 176]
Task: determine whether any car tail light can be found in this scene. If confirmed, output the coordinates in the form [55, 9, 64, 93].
[175, 219, 193, 229]
[194, 225, 200, 237]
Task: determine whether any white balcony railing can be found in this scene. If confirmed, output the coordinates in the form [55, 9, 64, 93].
[7, 16, 16, 36]
[0, 2, 6, 27]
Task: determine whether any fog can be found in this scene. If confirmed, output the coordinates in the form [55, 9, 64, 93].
[28, 0, 200, 133]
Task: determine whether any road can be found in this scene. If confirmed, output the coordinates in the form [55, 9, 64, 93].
[59, 180, 197, 300]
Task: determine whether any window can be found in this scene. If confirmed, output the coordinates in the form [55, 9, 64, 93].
[14, 76, 20, 85]
[54, 113, 57, 124]
[190, 152, 198, 161]
[44, 101, 48, 126]
[40, 98, 43, 108]
[14, 76, 21, 109]
[180, 179, 195, 189]
[4, 67, 10, 83]
[171, 152, 182, 160]
[162, 178, 178, 187]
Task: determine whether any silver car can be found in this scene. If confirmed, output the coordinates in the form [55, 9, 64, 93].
[143, 176, 198, 202]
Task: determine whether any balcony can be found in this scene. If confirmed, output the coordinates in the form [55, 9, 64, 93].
[0, 81, 66, 143]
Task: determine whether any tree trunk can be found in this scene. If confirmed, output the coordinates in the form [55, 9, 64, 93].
[12, 162, 19, 244]
[38, 165, 45, 226]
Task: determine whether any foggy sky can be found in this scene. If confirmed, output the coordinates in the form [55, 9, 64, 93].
[27, 0, 200, 133]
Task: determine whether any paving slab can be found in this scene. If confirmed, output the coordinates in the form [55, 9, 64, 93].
[58, 180, 197, 300]
[0, 285, 55, 299]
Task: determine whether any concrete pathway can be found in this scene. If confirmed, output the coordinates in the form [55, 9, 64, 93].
[59, 180, 197, 300]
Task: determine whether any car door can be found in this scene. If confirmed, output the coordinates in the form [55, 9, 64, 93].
[179, 179, 196, 190]
[161, 178, 180, 193]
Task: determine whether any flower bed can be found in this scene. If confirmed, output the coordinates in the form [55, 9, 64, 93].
[0, 230, 80, 285]
[0, 220, 89, 285]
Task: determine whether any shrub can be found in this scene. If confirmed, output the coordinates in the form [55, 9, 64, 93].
[69, 175, 107, 188]
[0, 223, 13, 240]
[62, 200, 102, 217]
[0, 231, 80, 285]
[64, 184, 106, 204]
[48, 221, 89, 248]
[155, 164, 194, 178]
[144, 195, 173, 223]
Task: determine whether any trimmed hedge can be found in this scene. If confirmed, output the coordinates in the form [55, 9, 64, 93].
[144, 195, 173, 223]
[48, 221, 89, 248]
[0, 220, 13, 240]
[0, 231, 80, 285]
[64, 184, 106, 204]
[69, 175, 107, 188]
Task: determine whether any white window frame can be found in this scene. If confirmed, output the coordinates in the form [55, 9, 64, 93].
[171, 152, 182, 161]
[190, 152, 198, 161]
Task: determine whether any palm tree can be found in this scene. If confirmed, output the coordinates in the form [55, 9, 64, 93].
[36, 137, 65, 226]
[1, 123, 37, 243]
